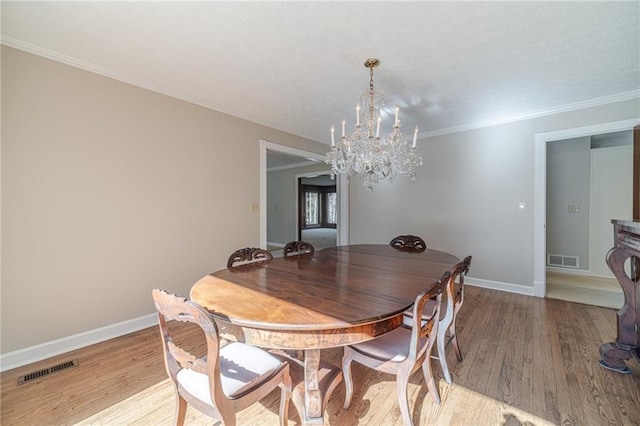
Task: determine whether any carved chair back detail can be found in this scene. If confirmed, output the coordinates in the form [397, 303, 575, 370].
[389, 235, 427, 252]
[227, 247, 273, 268]
[283, 241, 315, 257]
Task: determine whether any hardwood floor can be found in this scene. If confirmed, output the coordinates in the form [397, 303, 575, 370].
[2, 286, 639, 425]
[546, 271, 624, 309]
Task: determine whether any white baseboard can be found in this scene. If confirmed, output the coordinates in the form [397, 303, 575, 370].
[466, 276, 535, 296]
[0, 313, 158, 372]
[546, 266, 591, 275]
[267, 242, 286, 248]
[1, 275, 536, 372]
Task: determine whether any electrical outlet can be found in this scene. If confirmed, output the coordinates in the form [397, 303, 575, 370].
[568, 204, 580, 214]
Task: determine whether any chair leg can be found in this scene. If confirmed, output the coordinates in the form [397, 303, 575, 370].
[174, 392, 187, 426]
[278, 370, 292, 426]
[395, 371, 413, 426]
[421, 356, 441, 405]
[342, 349, 355, 409]
[437, 325, 452, 384]
[449, 319, 462, 361]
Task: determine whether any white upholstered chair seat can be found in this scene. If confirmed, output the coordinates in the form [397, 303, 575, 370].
[177, 342, 284, 404]
[349, 327, 426, 363]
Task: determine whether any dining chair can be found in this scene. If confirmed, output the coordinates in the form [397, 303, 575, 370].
[442, 256, 472, 364]
[404, 255, 472, 384]
[282, 240, 315, 360]
[227, 247, 273, 267]
[389, 235, 427, 252]
[152, 289, 292, 426]
[342, 271, 449, 426]
[283, 240, 315, 257]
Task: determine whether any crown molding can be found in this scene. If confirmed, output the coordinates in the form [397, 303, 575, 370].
[1, 36, 181, 101]
[421, 90, 640, 139]
[4, 36, 639, 142]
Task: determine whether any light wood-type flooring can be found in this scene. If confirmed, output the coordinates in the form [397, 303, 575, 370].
[546, 271, 624, 309]
[2, 286, 639, 425]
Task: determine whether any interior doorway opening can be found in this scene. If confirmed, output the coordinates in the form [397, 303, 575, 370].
[298, 175, 337, 250]
[259, 139, 349, 253]
[533, 118, 639, 300]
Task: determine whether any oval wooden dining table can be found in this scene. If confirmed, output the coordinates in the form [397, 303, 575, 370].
[190, 244, 460, 425]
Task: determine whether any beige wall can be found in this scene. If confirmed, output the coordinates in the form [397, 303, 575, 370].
[349, 99, 639, 288]
[1, 46, 327, 353]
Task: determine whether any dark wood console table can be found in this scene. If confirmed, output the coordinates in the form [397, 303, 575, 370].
[599, 219, 640, 374]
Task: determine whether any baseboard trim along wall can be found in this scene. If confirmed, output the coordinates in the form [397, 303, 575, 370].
[546, 266, 591, 276]
[267, 242, 286, 248]
[0, 313, 158, 372]
[466, 277, 535, 297]
[1, 277, 533, 372]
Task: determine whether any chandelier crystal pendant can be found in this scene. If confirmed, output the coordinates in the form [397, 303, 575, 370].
[325, 58, 423, 190]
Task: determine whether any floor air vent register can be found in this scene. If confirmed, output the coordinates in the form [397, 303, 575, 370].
[17, 358, 79, 385]
[547, 254, 579, 269]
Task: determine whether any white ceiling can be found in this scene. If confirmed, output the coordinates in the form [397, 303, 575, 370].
[2, 2, 639, 144]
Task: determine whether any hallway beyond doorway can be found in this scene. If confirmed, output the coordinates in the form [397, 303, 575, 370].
[546, 271, 623, 309]
[301, 227, 337, 251]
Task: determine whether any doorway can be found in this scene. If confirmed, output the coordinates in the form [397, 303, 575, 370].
[259, 140, 349, 252]
[533, 118, 639, 300]
[298, 175, 337, 250]
[544, 133, 631, 308]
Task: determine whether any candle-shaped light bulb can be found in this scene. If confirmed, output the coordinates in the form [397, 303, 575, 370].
[376, 116, 381, 138]
[331, 126, 335, 147]
[356, 103, 361, 127]
[394, 106, 399, 127]
[412, 126, 418, 148]
[341, 120, 346, 138]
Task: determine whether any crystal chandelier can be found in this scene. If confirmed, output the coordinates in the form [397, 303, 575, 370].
[326, 58, 423, 190]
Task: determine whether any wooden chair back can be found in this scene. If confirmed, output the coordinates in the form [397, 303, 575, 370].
[283, 241, 315, 257]
[152, 289, 226, 410]
[407, 271, 448, 362]
[152, 289, 291, 425]
[227, 247, 273, 267]
[389, 235, 427, 251]
[431, 255, 472, 384]
[452, 255, 472, 313]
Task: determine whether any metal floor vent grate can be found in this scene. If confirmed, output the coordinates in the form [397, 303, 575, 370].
[547, 254, 579, 269]
[18, 358, 79, 385]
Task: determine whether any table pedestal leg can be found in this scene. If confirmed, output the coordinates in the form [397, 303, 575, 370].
[304, 349, 323, 423]
[271, 349, 343, 425]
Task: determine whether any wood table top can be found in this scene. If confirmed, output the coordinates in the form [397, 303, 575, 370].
[190, 244, 459, 333]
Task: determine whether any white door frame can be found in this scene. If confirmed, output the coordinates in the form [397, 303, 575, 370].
[259, 139, 349, 249]
[533, 118, 639, 297]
